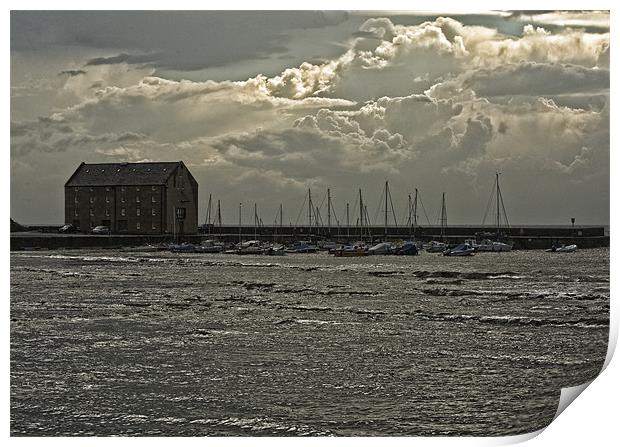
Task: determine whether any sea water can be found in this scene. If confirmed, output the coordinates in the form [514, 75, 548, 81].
[10, 248, 608, 436]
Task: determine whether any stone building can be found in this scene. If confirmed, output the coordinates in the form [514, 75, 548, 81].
[64, 161, 198, 235]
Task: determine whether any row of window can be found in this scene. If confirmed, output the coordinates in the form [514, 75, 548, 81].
[76, 186, 159, 192]
[76, 208, 158, 217]
[75, 195, 157, 204]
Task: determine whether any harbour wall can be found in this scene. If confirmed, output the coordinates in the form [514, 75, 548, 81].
[11, 224, 608, 250]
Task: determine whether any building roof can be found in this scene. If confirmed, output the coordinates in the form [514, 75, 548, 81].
[65, 162, 183, 187]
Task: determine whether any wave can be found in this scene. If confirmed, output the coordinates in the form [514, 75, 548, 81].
[368, 271, 405, 277]
[412, 270, 521, 280]
[187, 416, 331, 436]
[421, 287, 607, 302]
[416, 312, 608, 328]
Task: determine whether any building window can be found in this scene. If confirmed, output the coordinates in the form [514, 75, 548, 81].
[89, 209, 94, 217]
[151, 196, 156, 203]
[121, 208, 126, 217]
[136, 195, 140, 203]
[74, 187, 79, 192]
[89, 196, 94, 204]
[136, 208, 141, 216]
[90, 221, 95, 228]
[105, 209, 110, 217]
[152, 209, 156, 216]
[121, 187, 125, 192]
[151, 186, 157, 191]
[136, 222, 141, 230]
[89, 188, 93, 192]
[106, 196, 110, 203]
[136, 187, 140, 192]
[106, 187, 111, 192]
[74, 209, 79, 217]
[121, 195, 125, 203]
[152, 223, 156, 230]
[74, 196, 79, 204]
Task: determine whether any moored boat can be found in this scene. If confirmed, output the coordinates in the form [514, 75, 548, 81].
[333, 243, 367, 257]
[477, 239, 512, 252]
[194, 240, 225, 253]
[393, 241, 419, 256]
[265, 244, 286, 256]
[425, 240, 448, 253]
[236, 240, 265, 255]
[367, 242, 393, 255]
[285, 241, 318, 253]
[546, 244, 577, 253]
[170, 242, 196, 253]
[442, 243, 475, 257]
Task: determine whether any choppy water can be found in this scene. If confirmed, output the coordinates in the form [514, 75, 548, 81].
[10, 248, 609, 436]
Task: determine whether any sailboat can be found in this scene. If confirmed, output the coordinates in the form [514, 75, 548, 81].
[477, 173, 513, 252]
[425, 192, 448, 253]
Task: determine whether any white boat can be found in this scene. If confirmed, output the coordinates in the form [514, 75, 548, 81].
[425, 240, 448, 253]
[367, 242, 393, 255]
[443, 243, 476, 257]
[477, 239, 512, 252]
[194, 240, 225, 253]
[265, 244, 286, 256]
[546, 244, 577, 253]
[236, 240, 265, 255]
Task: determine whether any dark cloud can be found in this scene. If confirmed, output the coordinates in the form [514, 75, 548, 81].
[85, 53, 158, 67]
[463, 62, 609, 97]
[58, 69, 86, 77]
[11, 118, 145, 157]
[11, 11, 350, 71]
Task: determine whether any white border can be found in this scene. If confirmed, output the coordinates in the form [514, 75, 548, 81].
[5, 2, 617, 445]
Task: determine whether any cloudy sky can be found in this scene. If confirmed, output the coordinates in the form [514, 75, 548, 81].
[10, 10, 610, 226]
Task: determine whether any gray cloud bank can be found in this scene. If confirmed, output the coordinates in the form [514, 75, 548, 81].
[11, 12, 609, 225]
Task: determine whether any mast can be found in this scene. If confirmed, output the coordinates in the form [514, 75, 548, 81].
[238, 203, 242, 244]
[364, 204, 372, 243]
[327, 188, 332, 239]
[308, 188, 312, 238]
[496, 172, 500, 241]
[440, 192, 447, 242]
[346, 202, 350, 240]
[217, 199, 222, 238]
[384, 181, 389, 240]
[407, 194, 412, 238]
[205, 193, 212, 236]
[254, 202, 258, 240]
[413, 188, 418, 233]
[359, 188, 364, 241]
